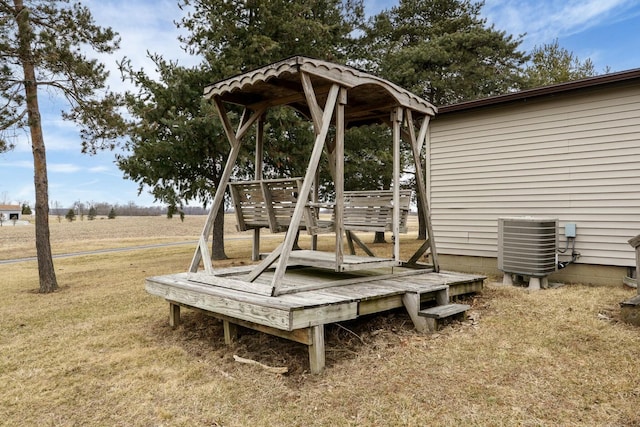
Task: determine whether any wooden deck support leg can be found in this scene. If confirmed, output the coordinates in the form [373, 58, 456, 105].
[252, 229, 260, 261]
[308, 325, 325, 374]
[223, 320, 238, 344]
[169, 302, 180, 328]
[402, 292, 429, 333]
[346, 230, 356, 255]
[436, 287, 449, 306]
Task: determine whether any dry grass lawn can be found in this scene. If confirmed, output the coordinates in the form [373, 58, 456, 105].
[2, 216, 640, 426]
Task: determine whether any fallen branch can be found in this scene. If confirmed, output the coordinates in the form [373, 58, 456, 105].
[334, 322, 365, 344]
[233, 354, 288, 374]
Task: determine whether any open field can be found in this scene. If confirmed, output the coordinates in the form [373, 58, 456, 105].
[2, 216, 640, 426]
[0, 215, 229, 260]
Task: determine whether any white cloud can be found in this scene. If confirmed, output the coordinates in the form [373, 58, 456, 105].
[86, 0, 201, 95]
[13, 184, 35, 203]
[48, 163, 82, 173]
[482, 0, 638, 50]
[2, 160, 33, 169]
[88, 166, 111, 173]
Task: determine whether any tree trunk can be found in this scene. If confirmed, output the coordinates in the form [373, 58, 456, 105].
[373, 231, 386, 243]
[293, 231, 302, 250]
[211, 200, 227, 260]
[15, 0, 58, 293]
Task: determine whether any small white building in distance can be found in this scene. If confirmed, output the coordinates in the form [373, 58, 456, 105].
[0, 204, 21, 222]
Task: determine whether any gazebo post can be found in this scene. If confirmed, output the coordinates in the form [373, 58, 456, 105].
[391, 107, 403, 262]
[252, 115, 265, 261]
[334, 87, 347, 270]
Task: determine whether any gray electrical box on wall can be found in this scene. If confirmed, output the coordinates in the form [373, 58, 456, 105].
[498, 217, 558, 277]
[565, 223, 576, 238]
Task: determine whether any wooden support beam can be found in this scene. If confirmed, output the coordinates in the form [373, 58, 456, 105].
[223, 320, 238, 344]
[308, 325, 325, 374]
[269, 84, 340, 294]
[637, 246, 640, 297]
[346, 231, 376, 257]
[402, 292, 429, 333]
[177, 304, 314, 345]
[391, 107, 402, 263]
[630, 235, 640, 296]
[301, 71, 322, 134]
[407, 239, 432, 265]
[169, 302, 180, 328]
[334, 87, 347, 271]
[345, 230, 356, 255]
[247, 242, 283, 282]
[189, 102, 267, 273]
[198, 235, 213, 274]
[253, 116, 265, 261]
[404, 111, 439, 271]
[312, 168, 320, 251]
[436, 286, 449, 306]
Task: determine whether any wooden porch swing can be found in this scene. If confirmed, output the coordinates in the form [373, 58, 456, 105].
[188, 56, 440, 297]
[229, 177, 412, 258]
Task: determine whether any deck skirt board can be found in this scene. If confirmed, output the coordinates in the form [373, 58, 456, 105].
[145, 280, 292, 330]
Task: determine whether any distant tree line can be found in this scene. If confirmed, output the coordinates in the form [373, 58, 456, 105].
[44, 201, 208, 218]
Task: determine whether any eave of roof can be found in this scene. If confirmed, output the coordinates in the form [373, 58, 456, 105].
[438, 68, 640, 115]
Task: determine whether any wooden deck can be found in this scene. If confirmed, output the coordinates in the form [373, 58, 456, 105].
[146, 265, 484, 373]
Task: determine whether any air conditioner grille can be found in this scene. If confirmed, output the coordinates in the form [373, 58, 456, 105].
[498, 217, 558, 277]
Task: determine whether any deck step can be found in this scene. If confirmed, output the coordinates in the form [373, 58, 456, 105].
[418, 303, 470, 319]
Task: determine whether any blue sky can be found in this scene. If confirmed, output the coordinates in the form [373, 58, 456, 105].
[1, 0, 639, 209]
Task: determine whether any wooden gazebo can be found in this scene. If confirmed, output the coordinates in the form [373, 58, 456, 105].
[146, 57, 484, 373]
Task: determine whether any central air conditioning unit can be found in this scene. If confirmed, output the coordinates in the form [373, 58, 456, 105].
[498, 217, 558, 279]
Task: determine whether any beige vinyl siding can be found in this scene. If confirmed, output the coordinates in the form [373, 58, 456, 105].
[428, 82, 640, 267]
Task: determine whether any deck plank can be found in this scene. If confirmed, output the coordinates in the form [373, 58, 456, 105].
[287, 250, 400, 271]
[185, 272, 273, 296]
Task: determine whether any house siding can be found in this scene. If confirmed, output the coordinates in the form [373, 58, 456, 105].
[428, 81, 640, 268]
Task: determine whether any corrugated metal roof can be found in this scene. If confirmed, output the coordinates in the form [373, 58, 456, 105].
[203, 56, 437, 127]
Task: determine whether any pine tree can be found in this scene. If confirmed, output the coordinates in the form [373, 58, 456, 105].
[359, 0, 527, 105]
[0, 0, 123, 293]
[117, 0, 363, 260]
[108, 207, 116, 219]
[65, 208, 75, 222]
